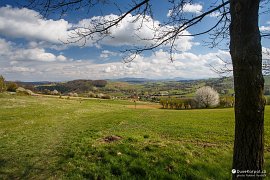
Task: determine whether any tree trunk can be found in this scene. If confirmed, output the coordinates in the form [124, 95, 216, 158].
[230, 0, 264, 179]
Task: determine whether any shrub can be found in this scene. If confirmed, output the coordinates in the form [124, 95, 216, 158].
[265, 96, 270, 105]
[101, 94, 111, 99]
[219, 96, 234, 107]
[16, 87, 34, 96]
[6, 82, 18, 92]
[88, 91, 96, 98]
[159, 98, 196, 110]
[96, 93, 104, 98]
[43, 89, 51, 95]
[182, 98, 197, 109]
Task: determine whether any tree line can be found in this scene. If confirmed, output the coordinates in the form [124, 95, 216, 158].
[160, 86, 234, 109]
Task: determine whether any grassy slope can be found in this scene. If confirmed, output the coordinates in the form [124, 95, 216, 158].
[0, 94, 269, 179]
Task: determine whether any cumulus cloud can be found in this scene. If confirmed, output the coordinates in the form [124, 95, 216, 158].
[104, 65, 117, 73]
[263, 47, 270, 59]
[3, 66, 35, 73]
[77, 14, 195, 51]
[260, 26, 270, 31]
[208, 12, 221, 18]
[0, 6, 71, 43]
[0, 38, 230, 81]
[168, 3, 203, 16]
[99, 49, 230, 80]
[260, 21, 270, 32]
[0, 6, 195, 51]
[100, 50, 118, 58]
[182, 3, 203, 14]
[0, 38, 12, 55]
[0, 38, 68, 62]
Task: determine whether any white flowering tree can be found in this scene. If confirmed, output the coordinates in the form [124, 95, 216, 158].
[195, 86, 219, 108]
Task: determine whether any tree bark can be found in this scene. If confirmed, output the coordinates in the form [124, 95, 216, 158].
[230, 0, 264, 179]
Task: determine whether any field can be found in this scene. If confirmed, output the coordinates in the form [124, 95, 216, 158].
[0, 94, 270, 179]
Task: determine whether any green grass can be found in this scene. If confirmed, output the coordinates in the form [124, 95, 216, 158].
[0, 94, 269, 179]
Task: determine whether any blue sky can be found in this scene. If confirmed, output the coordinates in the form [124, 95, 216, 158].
[0, 0, 269, 81]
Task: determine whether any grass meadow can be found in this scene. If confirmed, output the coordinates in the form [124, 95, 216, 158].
[0, 94, 269, 179]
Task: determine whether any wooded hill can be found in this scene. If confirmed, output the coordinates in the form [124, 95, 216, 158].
[34, 79, 107, 93]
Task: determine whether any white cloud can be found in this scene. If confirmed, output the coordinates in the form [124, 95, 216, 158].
[10, 61, 18, 65]
[0, 38, 230, 81]
[168, 3, 203, 16]
[27, 41, 68, 51]
[56, 55, 67, 61]
[260, 26, 270, 31]
[3, 66, 35, 73]
[0, 38, 68, 62]
[100, 50, 118, 58]
[78, 14, 195, 51]
[0, 6, 71, 44]
[104, 65, 117, 73]
[0, 38, 13, 55]
[263, 47, 270, 60]
[99, 49, 230, 79]
[208, 12, 221, 18]
[260, 21, 270, 32]
[12, 48, 58, 62]
[183, 3, 203, 14]
[0, 6, 196, 51]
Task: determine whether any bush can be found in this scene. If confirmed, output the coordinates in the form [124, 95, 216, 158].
[265, 96, 270, 105]
[16, 87, 34, 96]
[88, 91, 96, 98]
[160, 98, 197, 110]
[6, 82, 18, 92]
[43, 89, 51, 95]
[96, 93, 104, 98]
[101, 94, 111, 99]
[219, 96, 234, 107]
[182, 98, 197, 109]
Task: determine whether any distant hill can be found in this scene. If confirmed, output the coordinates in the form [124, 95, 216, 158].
[113, 77, 153, 83]
[111, 77, 193, 83]
[14, 81, 53, 86]
[10, 75, 270, 97]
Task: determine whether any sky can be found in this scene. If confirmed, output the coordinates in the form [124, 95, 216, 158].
[0, 0, 269, 81]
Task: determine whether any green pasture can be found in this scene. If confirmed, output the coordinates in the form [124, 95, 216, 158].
[0, 94, 269, 179]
